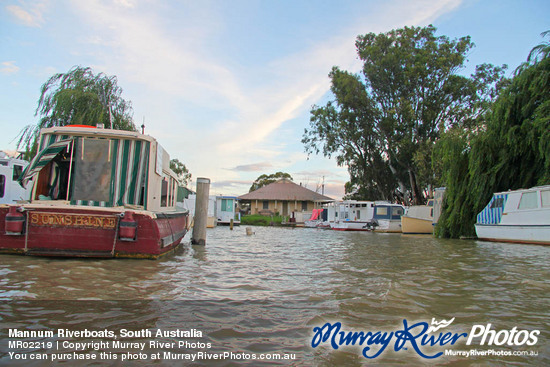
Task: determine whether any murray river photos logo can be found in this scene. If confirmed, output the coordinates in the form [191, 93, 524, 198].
[311, 318, 540, 359]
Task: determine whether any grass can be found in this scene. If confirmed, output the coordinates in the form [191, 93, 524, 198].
[240, 214, 285, 226]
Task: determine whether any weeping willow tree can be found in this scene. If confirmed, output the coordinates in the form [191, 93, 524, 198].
[17, 66, 136, 158]
[435, 31, 550, 238]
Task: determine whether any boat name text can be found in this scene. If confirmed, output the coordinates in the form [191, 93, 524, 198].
[29, 213, 117, 230]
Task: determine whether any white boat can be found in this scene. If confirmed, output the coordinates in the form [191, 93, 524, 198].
[372, 203, 406, 233]
[304, 208, 324, 228]
[0, 151, 32, 204]
[475, 186, 550, 245]
[401, 199, 434, 234]
[216, 195, 240, 226]
[330, 201, 376, 231]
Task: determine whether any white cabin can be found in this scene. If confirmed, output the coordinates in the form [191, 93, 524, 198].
[0, 151, 32, 204]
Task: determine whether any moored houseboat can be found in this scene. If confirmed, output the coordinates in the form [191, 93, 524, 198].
[372, 203, 406, 233]
[330, 201, 376, 231]
[401, 199, 434, 234]
[0, 125, 189, 258]
[475, 186, 550, 245]
[216, 195, 240, 226]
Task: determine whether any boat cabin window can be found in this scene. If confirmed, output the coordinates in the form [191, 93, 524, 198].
[541, 190, 550, 208]
[518, 191, 538, 210]
[374, 206, 389, 219]
[161, 178, 168, 206]
[72, 139, 112, 203]
[490, 197, 505, 209]
[160, 175, 177, 207]
[0, 175, 4, 198]
[33, 147, 72, 200]
[12, 165, 23, 181]
[221, 199, 233, 212]
[391, 206, 404, 219]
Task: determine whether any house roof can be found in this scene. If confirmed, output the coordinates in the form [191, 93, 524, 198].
[238, 178, 333, 201]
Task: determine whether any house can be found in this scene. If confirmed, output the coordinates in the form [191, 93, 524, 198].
[238, 178, 333, 218]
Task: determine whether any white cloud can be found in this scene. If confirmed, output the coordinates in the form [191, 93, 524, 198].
[0, 61, 20, 74]
[6, 0, 48, 27]
[66, 0, 463, 195]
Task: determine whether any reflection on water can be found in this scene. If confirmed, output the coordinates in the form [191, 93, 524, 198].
[1, 226, 549, 365]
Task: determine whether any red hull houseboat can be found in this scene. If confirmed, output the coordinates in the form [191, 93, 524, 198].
[0, 126, 189, 259]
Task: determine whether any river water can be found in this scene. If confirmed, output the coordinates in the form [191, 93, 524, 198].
[1, 226, 549, 366]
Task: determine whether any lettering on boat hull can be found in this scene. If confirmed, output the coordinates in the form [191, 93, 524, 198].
[29, 212, 117, 230]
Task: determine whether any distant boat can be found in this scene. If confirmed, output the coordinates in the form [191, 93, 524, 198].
[216, 195, 240, 226]
[475, 185, 550, 245]
[0, 151, 32, 205]
[330, 201, 376, 231]
[304, 208, 324, 228]
[372, 203, 406, 233]
[401, 199, 434, 234]
[0, 125, 189, 258]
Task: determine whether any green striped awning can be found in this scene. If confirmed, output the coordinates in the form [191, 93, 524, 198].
[71, 138, 150, 208]
[19, 138, 73, 188]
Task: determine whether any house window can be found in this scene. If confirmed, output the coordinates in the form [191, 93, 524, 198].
[263, 200, 269, 209]
[518, 192, 538, 210]
[302, 201, 308, 211]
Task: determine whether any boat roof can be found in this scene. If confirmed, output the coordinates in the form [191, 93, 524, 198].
[40, 126, 157, 143]
[492, 185, 550, 196]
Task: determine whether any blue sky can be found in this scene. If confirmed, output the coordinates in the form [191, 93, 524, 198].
[1, 0, 548, 199]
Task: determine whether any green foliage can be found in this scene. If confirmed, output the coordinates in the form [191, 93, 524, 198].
[17, 66, 136, 157]
[249, 172, 292, 192]
[303, 25, 505, 204]
[170, 158, 192, 186]
[436, 31, 550, 238]
[241, 214, 284, 226]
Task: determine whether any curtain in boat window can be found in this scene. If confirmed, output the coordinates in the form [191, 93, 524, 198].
[72, 138, 112, 204]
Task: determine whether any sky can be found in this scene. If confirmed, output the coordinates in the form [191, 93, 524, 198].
[1, 0, 548, 199]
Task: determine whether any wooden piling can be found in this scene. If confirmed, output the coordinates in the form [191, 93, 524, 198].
[230, 219, 234, 230]
[192, 177, 210, 246]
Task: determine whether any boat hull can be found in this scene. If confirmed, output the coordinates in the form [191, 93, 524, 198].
[374, 219, 402, 233]
[401, 216, 433, 234]
[0, 206, 189, 259]
[330, 221, 373, 231]
[475, 224, 550, 245]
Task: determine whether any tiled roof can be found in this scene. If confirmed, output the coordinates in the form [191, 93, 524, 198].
[238, 179, 333, 201]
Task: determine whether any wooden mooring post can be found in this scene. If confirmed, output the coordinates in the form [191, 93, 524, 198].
[192, 177, 210, 246]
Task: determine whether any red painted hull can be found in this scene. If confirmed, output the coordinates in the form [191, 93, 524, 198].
[0, 206, 189, 259]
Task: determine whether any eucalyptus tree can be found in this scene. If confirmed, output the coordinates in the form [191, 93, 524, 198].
[249, 172, 293, 192]
[170, 158, 192, 186]
[17, 66, 136, 156]
[303, 26, 505, 204]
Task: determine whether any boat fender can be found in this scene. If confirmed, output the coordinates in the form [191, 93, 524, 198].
[5, 206, 25, 235]
[119, 211, 137, 241]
